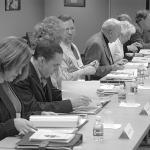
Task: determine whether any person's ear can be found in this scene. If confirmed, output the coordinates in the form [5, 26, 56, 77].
[109, 30, 113, 39]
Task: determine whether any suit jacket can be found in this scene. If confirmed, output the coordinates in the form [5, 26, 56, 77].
[12, 62, 73, 114]
[0, 84, 18, 140]
[84, 32, 113, 79]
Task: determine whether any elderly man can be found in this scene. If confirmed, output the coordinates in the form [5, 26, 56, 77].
[84, 18, 124, 79]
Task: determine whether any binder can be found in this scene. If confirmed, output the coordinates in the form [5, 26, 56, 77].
[16, 132, 83, 150]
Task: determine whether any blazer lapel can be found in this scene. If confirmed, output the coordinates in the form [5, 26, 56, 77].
[29, 63, 46, 100]
[101, 33, 114, 64]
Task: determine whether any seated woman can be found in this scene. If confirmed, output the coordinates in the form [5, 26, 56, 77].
[0, 36, 35, 140]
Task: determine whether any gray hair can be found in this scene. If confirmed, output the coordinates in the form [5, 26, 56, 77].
[120, 21, 136, 35]
[42, 16, 64, 43]
[101, 18, 121, 33]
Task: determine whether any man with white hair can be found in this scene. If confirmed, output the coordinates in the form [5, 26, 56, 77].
[84, 18, 124, 79]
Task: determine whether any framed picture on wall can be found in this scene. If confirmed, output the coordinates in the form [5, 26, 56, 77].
[5, 0, 21, 11]
[64, 0, 86, 7]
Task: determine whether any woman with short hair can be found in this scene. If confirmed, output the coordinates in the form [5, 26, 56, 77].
[0, 36, 35, 140]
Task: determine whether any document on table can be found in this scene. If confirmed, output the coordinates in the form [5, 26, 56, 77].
[119, 102, 141, 107]
[105, 73, 135, 80]
[29, 130, 75, 143]
[132, 57, 150, 63]
[62, 81, 116, 101]
[103, 123, 121, 129]
[125, 62, 148, 69]
[36, 128, 78, 134]
[139, 49, 150, 55]
[138, 85, 150, 90]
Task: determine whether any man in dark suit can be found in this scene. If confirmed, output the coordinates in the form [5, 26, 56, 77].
[12, 39, 91, 116]
[84, 18, 124, 79]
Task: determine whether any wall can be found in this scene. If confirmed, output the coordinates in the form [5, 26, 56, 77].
[110, 0, 146, 21]
[0, 0, 44, 40]
[45, 0, 109, 53]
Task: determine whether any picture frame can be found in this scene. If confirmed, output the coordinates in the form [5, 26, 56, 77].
[64, 0, 86, 7]
[5, 0, 21, 11]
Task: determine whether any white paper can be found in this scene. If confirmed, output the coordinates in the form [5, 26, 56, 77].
[138, 85, 150, 89]
[105, 73, 135, 80]
[103, 123, 121, 129]
[125, 62, 148, 69]
[36, 128, 78, 134]
[62, 81, 101, 101]
[132, 57, 150, 63]
[30, 115, 80, 128]
[29, 130, 75, 143]
[119, 102, 140, 107]
[139, 49, 150, 55]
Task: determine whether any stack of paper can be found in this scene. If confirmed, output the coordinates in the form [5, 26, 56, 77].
[105, 73, 135, 80]
[132, 57, 150, 63]
[29, 130, 75, 143]
[113, 69, 138, 77]
[62, 81, 101, 100]
[62, 81, 116, 100]
[30, 115, 80, 128]
[139, 49, 150, 56]
[125, 62, 148, 69]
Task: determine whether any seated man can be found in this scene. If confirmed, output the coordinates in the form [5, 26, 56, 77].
[135, 9, 150, 49]
[12, 39, 91, 116]
[84, 18, 124, 80]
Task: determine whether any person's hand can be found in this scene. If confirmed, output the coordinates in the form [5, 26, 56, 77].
[82, 66, 96, 75]
[96, 89, 104, 97]
[88, 60, 99, 69]
[116, 59, 128, 65]
[111, 64, 124, 71]
[132, 42, 143, 48]
[70, 96, 92, 108]
[127, 44, 138, 52]
[14, 118, 37, 135]
[125, 53, 134, 57]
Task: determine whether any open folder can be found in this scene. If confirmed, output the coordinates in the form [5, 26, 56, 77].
[29, 130, 75, 143]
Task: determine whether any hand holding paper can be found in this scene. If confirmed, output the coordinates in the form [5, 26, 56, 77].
[14, 118, 37, 136]
[70, 96, 92, 108]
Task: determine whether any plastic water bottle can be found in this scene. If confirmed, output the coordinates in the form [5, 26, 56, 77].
[130, 79, 138, 94]
[93, 116, 104, 142]
[118, 85, 126, 103]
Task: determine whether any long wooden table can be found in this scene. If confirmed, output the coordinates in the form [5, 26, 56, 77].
[1, 81, 150, 150]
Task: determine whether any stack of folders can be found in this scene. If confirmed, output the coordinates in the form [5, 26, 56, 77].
[29, 115, 88, 128]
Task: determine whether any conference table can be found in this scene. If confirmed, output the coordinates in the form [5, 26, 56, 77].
[1, 76, 150, 149]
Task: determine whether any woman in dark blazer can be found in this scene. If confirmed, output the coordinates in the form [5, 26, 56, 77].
[0, 36, 35, 140]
